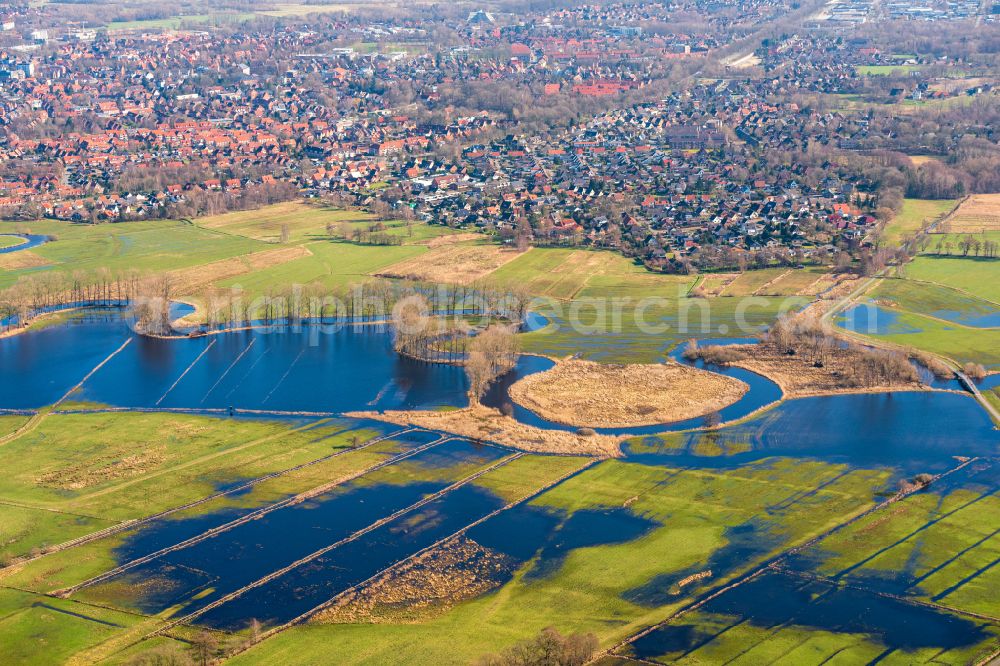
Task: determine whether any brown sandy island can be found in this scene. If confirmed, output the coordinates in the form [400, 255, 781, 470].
[507, 359, 748, 429]
[348, 405, 623, 457]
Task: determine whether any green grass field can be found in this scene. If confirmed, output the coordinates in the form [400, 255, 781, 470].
[0, 219, 265, 290]
[192, 202, 453, 246]
[0, 236, 26, 250]
[803, 480, 1000, 618]
[227, 458, 892, 665]
[908, 239, 1000, 304]
[0, 412, 383, 561]
[856, 64, 921, 76]
[881, 199, 957, 248]
[874, 279, 999, 322]
[215, 240, 428, 298]
[845, 246, 1000, 366]
[105, 12, 254, 31]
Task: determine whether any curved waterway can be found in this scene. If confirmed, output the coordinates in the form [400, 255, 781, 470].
[480, 338, 783, 436]
[0, 233, 49, 254]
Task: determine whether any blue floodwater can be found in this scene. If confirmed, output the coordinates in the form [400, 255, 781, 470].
[628, 570, 991, 661]
[929, 309, 1000, 328]
[0, 233, 49, 254]
[836, 302, 921, 335]
[97, 439, 507, 620]
[0, 313, 469, 412]
[105, 426, 444, 564]
[195, 483, 509, 630]
[623, 391, 998, 473]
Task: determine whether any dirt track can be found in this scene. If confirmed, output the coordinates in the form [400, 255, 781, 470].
[350, 405, 623, 457]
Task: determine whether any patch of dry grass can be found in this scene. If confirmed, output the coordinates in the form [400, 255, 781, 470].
[944, 194, 1000, 233]
[350, 405, 622, 457]
[168, 245, 311, 294]
[375, 243, 525, 285]
[313, 536, 513, 624]
[35, 447, 166, 490]
[0, 250, 51, 270]
[697, 273, 739, 297]
[508, 360, 747, 428]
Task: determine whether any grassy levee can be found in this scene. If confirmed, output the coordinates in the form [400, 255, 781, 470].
[227, 458, 892, 665]
[0, 412, 390, 563]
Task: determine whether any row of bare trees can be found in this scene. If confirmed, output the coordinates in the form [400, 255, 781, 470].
[198, 280, 532, 331]
[0, 269, 178, 336]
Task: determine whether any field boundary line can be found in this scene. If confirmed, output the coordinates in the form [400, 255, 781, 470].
[775, 567, 1000, 624]
[156, 339, 216, 405]
[601, 457, 981, 660]
[224, 456, 600, 659]
[0, 410, 46, 447]
[752, 269, 793, 296]
[54, 431, 449, 596]
[2, 427, 419, 572]
[144, 451, 528, 638]
[55, 336, 133, 406]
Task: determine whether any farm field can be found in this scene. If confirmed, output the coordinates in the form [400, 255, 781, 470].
[909, 238, 1000, 304]
[0, 412, 393, 562]
[941, 194, 1000, 233]
[105, 12, 254, 31]
[375, 241, 526, 285]
[881, 198, 957, 248]
[856, 64, 922, 75]
[0, 219, 266, 290]
[489, 247, 659, 300]
[213, 240, 427, 298]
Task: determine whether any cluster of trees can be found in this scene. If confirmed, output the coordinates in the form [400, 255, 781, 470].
[765, 314, 919, 387]
[476, 627, 599, 666]
[164, 181, 298, 220]
[465, 325, 521, 402]
[393, 312, 471, 364]
[0, 268, 180, 336]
